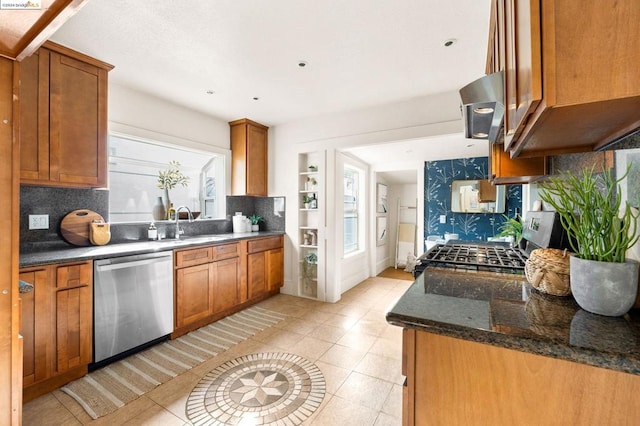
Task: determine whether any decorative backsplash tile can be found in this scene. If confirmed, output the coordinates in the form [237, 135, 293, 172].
[424, 157, 522, 242]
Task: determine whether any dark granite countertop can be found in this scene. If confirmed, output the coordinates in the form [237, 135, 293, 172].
[20, 231, 285, 267]
[386, 267, 640, 376]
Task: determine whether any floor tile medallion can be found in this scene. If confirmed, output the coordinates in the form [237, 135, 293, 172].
[186, 352, 326, 425]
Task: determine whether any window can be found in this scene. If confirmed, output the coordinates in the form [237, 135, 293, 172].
[344, 166, 361, 254]
[108, 133, 227, 222]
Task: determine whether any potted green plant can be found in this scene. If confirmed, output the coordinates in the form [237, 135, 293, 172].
[538, 166, 640, 316]
[302, 194, 313, 209]
[248, 214, 263, 231]
[497, 214, 524, 248]
[157, 160, 189, 219]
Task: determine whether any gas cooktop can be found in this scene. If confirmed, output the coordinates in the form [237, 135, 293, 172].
[414, 243, 527, 277]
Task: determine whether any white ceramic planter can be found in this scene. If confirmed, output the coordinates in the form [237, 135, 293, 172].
[570, 256, 639, 316]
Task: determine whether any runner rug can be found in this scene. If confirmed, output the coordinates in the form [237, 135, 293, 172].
[60, 306, 286, 420]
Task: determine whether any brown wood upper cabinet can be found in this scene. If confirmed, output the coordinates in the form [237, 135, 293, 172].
[230, 118, 269, 196]
[488, 0, 640, 158]
[19, 41, 113, 188]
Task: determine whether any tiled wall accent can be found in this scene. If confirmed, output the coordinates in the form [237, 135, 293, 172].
[424, 157, 522, 242]
[20, 185, 285, 248]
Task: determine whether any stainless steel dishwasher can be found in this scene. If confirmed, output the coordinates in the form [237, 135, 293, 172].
[93, 250, 174, 367]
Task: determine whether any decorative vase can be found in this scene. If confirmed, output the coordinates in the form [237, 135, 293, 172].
[163, 188, 171, 220]
[152, 196, 166, 221]
[570, 256, 639, 316]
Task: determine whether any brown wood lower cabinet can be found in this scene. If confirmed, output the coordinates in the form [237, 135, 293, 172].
[173, 236, 283, 337]
[19, 260, 93, 402]
[247, 236, 284, 300]
[402, 329, 640, 425]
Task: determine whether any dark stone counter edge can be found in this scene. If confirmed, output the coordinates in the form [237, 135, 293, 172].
[20, 231, 286, 268]
[386, 312, 640, 377]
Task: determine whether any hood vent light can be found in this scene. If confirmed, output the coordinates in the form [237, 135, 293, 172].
[459, 71, 505, 143]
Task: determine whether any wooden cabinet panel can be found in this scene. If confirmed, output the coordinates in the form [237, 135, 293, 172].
[407, 330, 640, 425]
[53, 262, 92, 374]
[490, 142, 546, 184]
[19, 50, 49, 181]
[175, 263, 214, 328]
[212, 257, 241, 314]
[490, 0, 640, 157]
[175, 246, 212, 268]
[20, 260, 93, 401]
[247, 252, 267, 300]
[248, 236, 283, 254]
[266, 248, 284, 292]
[19, 267, 51, 387]
[49, 51, 108, 186]
[19, 41, 112, 188]
[230, 118, 269, 196]
[211, 243, 239, 261]
[503, 0, 542, 148]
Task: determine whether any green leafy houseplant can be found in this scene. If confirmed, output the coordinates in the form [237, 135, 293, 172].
[157, 160, 189, 190]
[538, 166, 639, 263]
[248, 214, 263, 225]
[497, 214, 523, 245]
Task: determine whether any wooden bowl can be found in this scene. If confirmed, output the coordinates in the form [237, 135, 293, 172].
[178, 211, 200, 220]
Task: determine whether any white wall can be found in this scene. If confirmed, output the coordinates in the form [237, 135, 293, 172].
[108, 84, 230, 151]
[271, 91, 462, 301]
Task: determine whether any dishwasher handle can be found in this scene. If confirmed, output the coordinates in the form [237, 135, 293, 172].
[95, 252, 172, 272]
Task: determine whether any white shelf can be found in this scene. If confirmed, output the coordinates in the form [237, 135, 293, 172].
[299, 171, 318, 175]
[299, 226, 318, 230]
[300, 208, 319, 211]
[299, 190, 318, 193]
[300, 244, 318, 249]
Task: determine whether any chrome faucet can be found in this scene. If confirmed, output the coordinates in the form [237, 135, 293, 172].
[174, 206, 194, 239]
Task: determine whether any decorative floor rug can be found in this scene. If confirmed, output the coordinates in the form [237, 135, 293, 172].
[186, 352, 326, 426]
[60, 306, 286, 420]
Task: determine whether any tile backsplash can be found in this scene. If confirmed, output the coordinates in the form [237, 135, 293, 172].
[424, 157, 522, 242]
[20, 185, 285, 248]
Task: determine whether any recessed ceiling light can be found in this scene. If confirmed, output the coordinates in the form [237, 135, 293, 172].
[466, 144, 474, 148]
[253, 97, 259, 101]
[205, 90, 215, 95]
[298, 61, 308, 68]
[444, 38, 457, 47]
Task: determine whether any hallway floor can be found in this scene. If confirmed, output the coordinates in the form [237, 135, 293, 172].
[23, 276, 411, 425]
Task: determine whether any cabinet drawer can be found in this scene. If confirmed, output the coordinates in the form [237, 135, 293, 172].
[211, 243, 239, 261]
[175, 247, 212, 268]
[247, 236, 283, 254]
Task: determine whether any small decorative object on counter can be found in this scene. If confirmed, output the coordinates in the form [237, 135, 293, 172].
[524, 248, 571, 296]
[168, 203, 176, 220]
[152, 196, 166, 221]
[310, 194, 317, 209]
[248, 215, 263, 232]
[538, 165, 640, 316]
[148, 222, 158, 240]
[308, 165, 317, 172]
[89, 219, 111, 246]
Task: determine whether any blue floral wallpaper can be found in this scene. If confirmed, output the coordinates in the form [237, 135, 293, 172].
[424, 157, 522, 241]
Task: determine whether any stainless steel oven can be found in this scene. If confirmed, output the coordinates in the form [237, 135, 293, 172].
[93, 251, 174, 367]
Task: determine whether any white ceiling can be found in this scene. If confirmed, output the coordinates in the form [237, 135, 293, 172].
[50, 0, 493, 184]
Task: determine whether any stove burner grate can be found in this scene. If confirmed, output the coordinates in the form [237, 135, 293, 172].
[421, 243, 527, 272]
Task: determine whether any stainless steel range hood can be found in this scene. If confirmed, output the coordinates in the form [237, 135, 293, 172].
[459, 71, 504, 144]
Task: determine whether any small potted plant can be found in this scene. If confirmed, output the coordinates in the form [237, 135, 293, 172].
[497, 214, 524, 248]
[248, 214, 263, 232]
[157, 160, 189, 220]
[302, 194, 313, 209]
[538, 166, 640, 316]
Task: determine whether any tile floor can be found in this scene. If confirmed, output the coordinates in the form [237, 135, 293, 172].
[22, 276, 412, 425]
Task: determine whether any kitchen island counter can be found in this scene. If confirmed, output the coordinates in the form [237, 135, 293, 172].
[20, 231, 285, 267]
[386, 268, 640, 376]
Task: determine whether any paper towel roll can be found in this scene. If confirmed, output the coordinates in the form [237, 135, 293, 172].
[233, 215, 247, 233]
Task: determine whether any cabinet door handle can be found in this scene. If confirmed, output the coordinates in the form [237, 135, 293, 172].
[19, 280, 34, 294]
